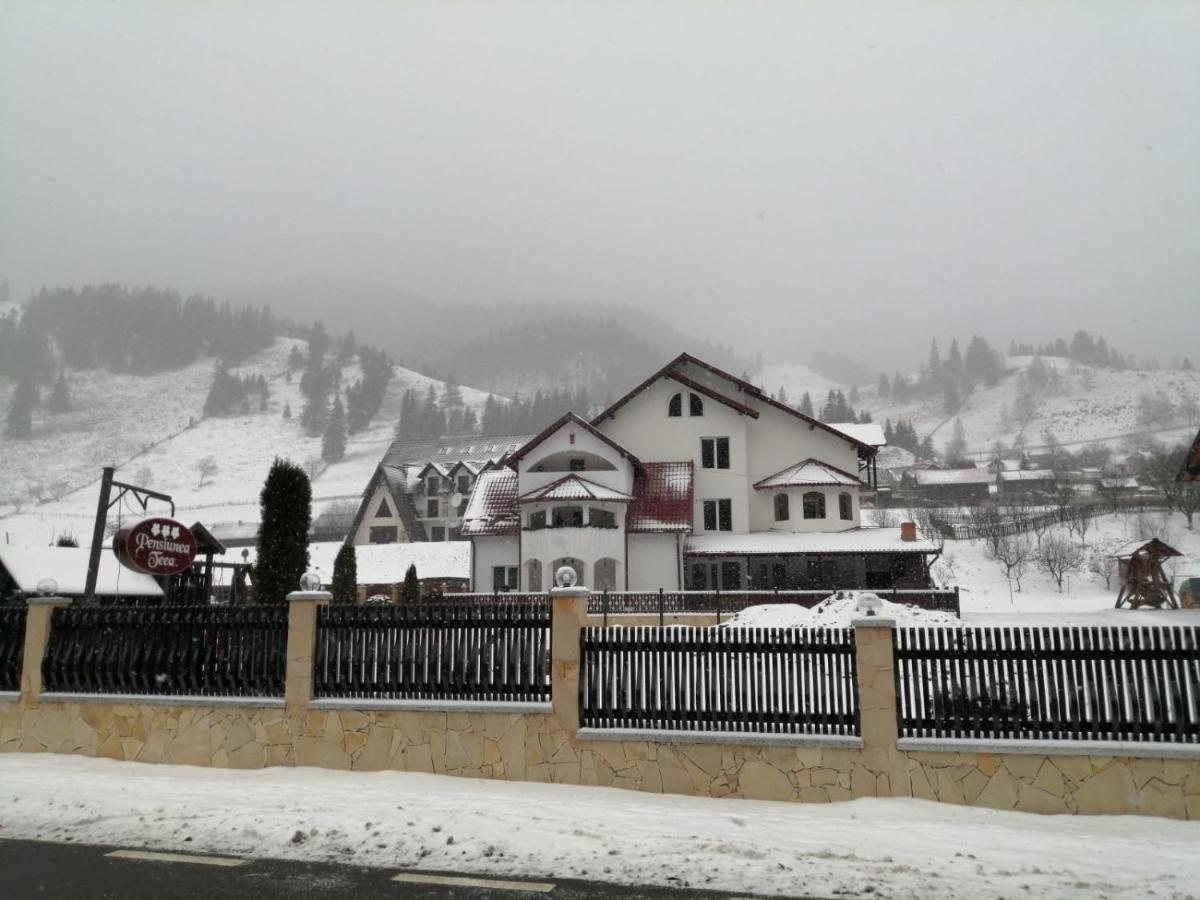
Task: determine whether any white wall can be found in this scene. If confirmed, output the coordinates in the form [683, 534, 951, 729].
[521, 513, 625, 591]
[596, 377, 751, 533]
[517, 423, 634, 496]
[750, 486, 860, 534]
[353, 483, 412, 546]
[626, 533, 681, 590]
[471, 535, 519, 591]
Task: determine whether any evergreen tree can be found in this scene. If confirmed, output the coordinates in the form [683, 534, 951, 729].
[799, 392, 814, 418]
[331, 543, 357, 605]
[5, 376, 36, 438]
[928, 339, 941, 379]
[441, 376, 463, 409]
[254, 458, 312, 604]
[877, 373, 890, 398]
[283, 402, 292, 419]
[402, 563, 421, 603]
[946, 419, 968, 463]
[322, 397, 347, 462]
[918, 434, 935, 459]
[777, 385, 788, 405]
[48, 369, 70, 413]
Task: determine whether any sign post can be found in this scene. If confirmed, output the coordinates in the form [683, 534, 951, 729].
[83, 466, 177, 601]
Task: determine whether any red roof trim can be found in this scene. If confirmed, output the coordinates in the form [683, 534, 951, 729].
[505, 412, 640, 469]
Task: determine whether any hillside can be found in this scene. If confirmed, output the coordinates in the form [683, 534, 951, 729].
[0, 338, 493, 547]
[857, 357, 1200, 458]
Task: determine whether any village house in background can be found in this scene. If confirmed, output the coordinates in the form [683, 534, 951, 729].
[462, 353, 939, 593]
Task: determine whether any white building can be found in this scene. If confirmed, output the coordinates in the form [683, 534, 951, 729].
[462, 353, 939, 592]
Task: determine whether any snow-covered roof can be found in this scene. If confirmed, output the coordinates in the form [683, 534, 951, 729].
[827, 422, 887, 448]
[213, 541, 471, 584]
[627, 462, 693, 533]
[686, 528, 942, 556]
[383, 433, 535, 469]
[459, 469, 520, 536]
[754, 459, 866, 490]
[0, 544, 164, 597]
[911, 469, 994, 487]
[1099, 477, 1138, 490]
[517, 475, 633, 504]
[998, 469, 1055, 482]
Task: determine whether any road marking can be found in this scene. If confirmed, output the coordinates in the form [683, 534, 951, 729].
[106, 849, 248, 867]
[391, 872, 556, 892]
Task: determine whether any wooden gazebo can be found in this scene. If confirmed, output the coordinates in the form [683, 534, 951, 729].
[1111, 538, 1183, 610]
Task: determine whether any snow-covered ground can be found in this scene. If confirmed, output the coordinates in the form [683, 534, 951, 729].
[754, 362, 850, 404]
[1, 754, 1198, 899]
[0, 338, 495, 547]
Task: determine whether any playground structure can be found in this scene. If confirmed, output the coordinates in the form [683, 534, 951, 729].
[1112, 538, 1183, 610]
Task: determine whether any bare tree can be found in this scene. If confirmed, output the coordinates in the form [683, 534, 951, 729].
[1067, 504, 1096, 544]
[304, 456, 324, 481]
[134, 465, 153, 487]
[1086, 550, 1117, 590]
[48, 480, 71, 502]
[987, 534, 1033, 591]
[1038, 531, 1087, 593]
[1177, 483, 1199, 530]
[196, 456, 219, 488]
[4, 494, 25, 515]
[970, 503, 1007, 557]
[27, 482, 47, 504]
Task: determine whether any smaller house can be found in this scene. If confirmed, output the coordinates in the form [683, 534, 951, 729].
[997, 469, 1056, 495]
[0, 544, 163, 604]
[902, 468, 994, 504]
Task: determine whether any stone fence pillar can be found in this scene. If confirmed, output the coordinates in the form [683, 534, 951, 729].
[21, 595, 72, 706]
[853, 615, 911, 796]
[549, 584, 590, 732]
[285, 589, 332, 715]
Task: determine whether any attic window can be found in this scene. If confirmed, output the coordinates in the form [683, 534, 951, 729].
[689, 393, 704, 416]
[668, 393, 682, 417]
[375, 498, 392, 518]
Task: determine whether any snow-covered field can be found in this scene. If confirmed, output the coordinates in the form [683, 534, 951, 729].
[0, 339, 495, 546]
[1, 754, 1198, 899]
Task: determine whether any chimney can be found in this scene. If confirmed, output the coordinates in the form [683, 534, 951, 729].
[900, 521, 917, 542]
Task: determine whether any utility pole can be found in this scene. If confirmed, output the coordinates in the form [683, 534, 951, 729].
[83, 466, 175, 602]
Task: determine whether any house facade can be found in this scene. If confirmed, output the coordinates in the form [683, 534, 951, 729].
[462, 353, 939, 593]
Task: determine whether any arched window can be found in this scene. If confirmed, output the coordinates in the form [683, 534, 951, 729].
[839, 492, 853, 521]
[668, 392, 682, 417]
[594, 558, 619, 591]
[526, 559, 543, 592]
[774, 493, 790, 522]
[802, 491, 825, 519]
[689, 393, 704, 416]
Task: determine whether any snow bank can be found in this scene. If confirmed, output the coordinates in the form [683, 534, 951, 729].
[1, 755, 1197, 899]
[724, 592, 961, 629]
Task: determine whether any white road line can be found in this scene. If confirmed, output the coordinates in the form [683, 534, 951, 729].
[105, 849, 248, 867]
[391, 872, 556, 892]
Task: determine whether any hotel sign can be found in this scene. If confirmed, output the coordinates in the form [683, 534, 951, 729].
[113, 517, 198, 577]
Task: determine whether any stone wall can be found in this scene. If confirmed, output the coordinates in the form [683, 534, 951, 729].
[4, 591, 1200, 818]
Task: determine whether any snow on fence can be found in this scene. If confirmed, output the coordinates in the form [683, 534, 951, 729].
[587, 589, 960, 620]
[895, 626, 1200, 743]
[41, 606, 288, 698]
[579, 626, 859, 736]
[0, 606, 26, 692]
[315, 600, 551, 702]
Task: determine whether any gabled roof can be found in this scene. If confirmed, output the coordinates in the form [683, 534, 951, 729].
[459, 469, 520, 537]
[517, 474, 634, 504]
[627, 462, 693, 533]
[1110, 537, 1183, 560]
[505, 412, 640, 469]
[417, 461, 451, 479]
[382, 433, 535, 469]
[591, 352, 876, 454]
[346, 465, 428, 543]
[998, 469, 1055, 482]
[754, 459, 869, 490]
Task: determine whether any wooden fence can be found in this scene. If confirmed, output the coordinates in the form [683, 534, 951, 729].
[0, 606, 25, 692]
[895, 626, 1200, 743]
[41, 606, 287, 697]
[315, 599, 551, 702]
[579, 626, 859, 735]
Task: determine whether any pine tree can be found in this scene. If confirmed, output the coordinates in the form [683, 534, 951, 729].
[5, 376, 36, 438]
[777, 386, 788, 405]
[441, 376, 463, 409]
[877, 373, 890, 398]
[402, 563, 420, 603]
[254, 458, 312, 604]
[49, 369, 70, 413]
[799, 392, 814, 418]
[946, 419, 968, 463]
[283, 402, 292, 419]
[322, 397, 347, 463]
[331, 543, 357, 605]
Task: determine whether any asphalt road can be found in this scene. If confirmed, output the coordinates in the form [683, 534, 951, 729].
[0, 838, 795, 900]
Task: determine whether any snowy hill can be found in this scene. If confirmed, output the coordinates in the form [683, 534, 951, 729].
[0, 339, 493, 546]
[864, 357, 1200, 458]
[753, 362, 850, 406]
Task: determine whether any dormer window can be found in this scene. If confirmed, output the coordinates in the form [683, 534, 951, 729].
[668, 393, 682, 417]
[689, 393, 704, 416]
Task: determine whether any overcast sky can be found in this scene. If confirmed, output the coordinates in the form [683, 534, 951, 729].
[2, 1, 1197, 366]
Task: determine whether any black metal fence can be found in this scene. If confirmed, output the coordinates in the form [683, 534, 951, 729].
[41, 606, 288, 697]
[0, 606, 26, 692]
[587, 589, 960, 620]
[580, 626, 859, 735]
[895, 626, 1200, 743]
[315, 599, 551, 702]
